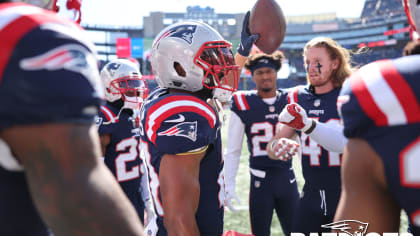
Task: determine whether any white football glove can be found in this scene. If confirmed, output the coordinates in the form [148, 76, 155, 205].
[225, 187, 241, 212]
[144, 199, 156, 226]
[278, 103, 314, 133]
[144, 214, 158, 236]
[269, 138, 300, 161]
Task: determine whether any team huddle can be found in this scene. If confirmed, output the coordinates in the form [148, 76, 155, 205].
[0, 0, 419, 236]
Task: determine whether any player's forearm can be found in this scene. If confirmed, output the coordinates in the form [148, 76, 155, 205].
[29, 165, 144, 236]
[163, 210, 200, 236]
[308, 121, 347, 153]
[235, 53, 248, 70]
[4, 124, 144, 236]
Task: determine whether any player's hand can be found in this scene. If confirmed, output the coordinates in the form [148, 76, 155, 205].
[279, 103, 314, 133]
[269, 138, 300, 161]
[225, 188, 241, 212]
[237, 11, 259, 57]
[144, 214, 158, 236]
[144, 199, 156, 226]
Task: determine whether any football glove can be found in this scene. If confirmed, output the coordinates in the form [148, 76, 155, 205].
[225, 187, 241, 212]
[269, 138, 300, 161]
[278, 103, 315, 134]
[144, 199, 156, 226]
[237, 11, 259, 57]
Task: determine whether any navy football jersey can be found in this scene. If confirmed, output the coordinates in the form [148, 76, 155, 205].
[0, 3, 102, 235]
[97, 103, 145, 219]
[287, 85, 342, 189]
[340, 56, 420, 232]
[230, 90, 292, 169]
[139, 88, 224, 236]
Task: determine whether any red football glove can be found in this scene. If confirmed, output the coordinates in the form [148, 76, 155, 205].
[278, 103, 313, 133]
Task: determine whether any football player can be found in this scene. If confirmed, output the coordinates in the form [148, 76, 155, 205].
[334, 0, 420, 234]
[139, 21, 240, 236]
[225, 50, 300, 236]
[0, 0, 145, 235]
[98, 59, 154, 225]
[268, 37, 355, 234]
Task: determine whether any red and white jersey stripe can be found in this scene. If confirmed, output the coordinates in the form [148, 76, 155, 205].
[145, 95, 217, 144]
[351, 59, 420, 127]
[233, 92, 250, 111]
[287, 86, 303, 104]
[100, 105, 119, 123]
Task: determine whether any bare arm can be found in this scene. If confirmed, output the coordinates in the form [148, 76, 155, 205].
[1, 124, 144, 236]
[235, 53, 248, 71]
[334, 138, 400, 233]
[99, 133, 111, 157]
[159, 150, 206, 236]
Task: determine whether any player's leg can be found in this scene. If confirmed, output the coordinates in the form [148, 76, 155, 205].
[249, 171, 275, 236]
[274, 168, 300, 235]
[323, 189, 341, 226]
[291, 187, 324, 234]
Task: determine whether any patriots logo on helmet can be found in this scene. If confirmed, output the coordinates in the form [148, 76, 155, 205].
[154, 24, 197, 47]
[158, 121, 198, 142]
[106, 62, 121, 77]
[321, 220, 369, 236]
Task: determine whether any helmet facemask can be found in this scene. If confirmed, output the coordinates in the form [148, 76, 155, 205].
[194, 41, 239, 102]
[109, 76, 148, 110]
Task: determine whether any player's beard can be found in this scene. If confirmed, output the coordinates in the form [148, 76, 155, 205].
[261, 87, 274, 93]
[308, 74, 332, 88]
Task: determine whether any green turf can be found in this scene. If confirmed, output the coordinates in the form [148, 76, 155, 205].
[221, 110, 408, 235]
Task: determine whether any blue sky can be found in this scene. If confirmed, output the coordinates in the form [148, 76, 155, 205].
[80, 0, 367, 27]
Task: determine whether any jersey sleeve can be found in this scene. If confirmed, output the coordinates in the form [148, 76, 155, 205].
[144, 96, 219, 155]
[339, 76, 376, 139]
[97, 107, 117, 135]
[0, 19, 103, 131]
[339, 58, 420, 139]
[230, 91, 249, 121]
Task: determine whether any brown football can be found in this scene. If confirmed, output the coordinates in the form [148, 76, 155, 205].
[249, 0, 287, 54]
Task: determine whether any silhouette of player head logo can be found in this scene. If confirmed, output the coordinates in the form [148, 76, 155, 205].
[154, 24, 197, 47]
[322, 220, 369, 236]
[106, 62, 121, 77]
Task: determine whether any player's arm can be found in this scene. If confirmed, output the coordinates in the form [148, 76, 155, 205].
[224, 111, 245, 212]
[235, 11, 259, 70]
[279, 103, 347, 152]
[159, 149, 207, 236]
[334, 138, 400, 233]
[1, 124, 145, 236]
[99, 134, 111, 157]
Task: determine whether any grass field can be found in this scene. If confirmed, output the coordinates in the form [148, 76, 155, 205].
[220, 111, 408, 236]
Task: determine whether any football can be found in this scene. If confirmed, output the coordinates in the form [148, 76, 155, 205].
[249, 0, 287, 54]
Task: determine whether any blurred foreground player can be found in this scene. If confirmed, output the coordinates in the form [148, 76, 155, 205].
[0, 1, 145, 235]
[139, 21, 240, 235]
[334, 0, 420, 234]
[98, 59, 155, 225]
